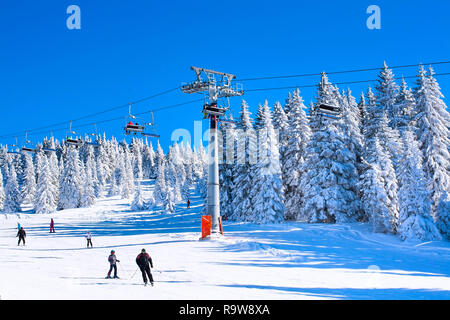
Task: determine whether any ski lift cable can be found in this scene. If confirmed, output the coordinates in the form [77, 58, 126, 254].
[244, 72, 450, 92]
[238, 60, 450, 82]
[0, 62, 449, 142]
[0, 98, 205, 142]
[0, 86, 181, 140]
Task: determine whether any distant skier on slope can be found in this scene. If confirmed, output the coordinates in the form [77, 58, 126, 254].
[187, 199, 190, 208]
[136, 248, 154, 286]
[106, 250, 120, 279]
[85, 232, 93, 248]
[17, 227, 26, 246]
[50, 218, 55, 233]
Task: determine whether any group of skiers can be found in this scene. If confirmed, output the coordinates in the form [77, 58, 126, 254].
[107, 248, 155, 286]
[14, 219, 156, 286]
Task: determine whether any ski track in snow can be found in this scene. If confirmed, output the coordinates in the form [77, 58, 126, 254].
[0, 180, 450, 300]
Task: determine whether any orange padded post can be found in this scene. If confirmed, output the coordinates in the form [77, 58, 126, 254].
[201, 215, 212, 238]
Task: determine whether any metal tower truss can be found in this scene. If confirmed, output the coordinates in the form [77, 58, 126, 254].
[182, 66, 243, 238]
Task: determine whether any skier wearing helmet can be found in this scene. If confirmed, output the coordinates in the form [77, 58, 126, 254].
[106, 250, 120, 279]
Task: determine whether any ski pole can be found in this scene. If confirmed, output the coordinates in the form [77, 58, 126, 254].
[130, 267, 139, 279]
[118, 262, 131, 279]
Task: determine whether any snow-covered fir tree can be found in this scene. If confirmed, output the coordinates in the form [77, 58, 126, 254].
[4, 163, 22, 213]
[436, 191, 450, 240]
[58, 148, 82, 210]
[247, 103, 285, 223]
[0, 169, 4, 211]
[414, 65, 450, 222]
[230, 100, 256, 221]
[360, 137, 398, 233]
[300, 73, 360, 223]
[34, 155, 57, 214]
[19, 152, 36, 205]
[219, 115, 236, 219]
[131, 181, 147, 211]
[283, 89, 311, 220]
[397, 130, 441, 241]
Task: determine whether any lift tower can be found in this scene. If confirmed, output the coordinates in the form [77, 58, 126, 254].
[181, 67, 243, 236]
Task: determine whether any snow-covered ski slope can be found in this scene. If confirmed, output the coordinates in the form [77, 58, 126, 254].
[0, 180, 449, 300]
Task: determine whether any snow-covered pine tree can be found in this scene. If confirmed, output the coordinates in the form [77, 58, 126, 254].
[230, 100, 256, 221]
[397, 130, 441, 241]
[436, 191, 450, 240]
[414, 65, 450, 221]
[58, 148, 82, 210]
[300, 73, 360, 223]
[376, 62, 400, 129]
[283, 89, 311, 220]
[34, 155, 57, 214]
[392, 77, 416, 134]
[142, 141, 156, 179]
[248, 103, 285, 223]
[19, 152, 36, 206]
[153, 157, 168, 206]
[219, 115, 236, 219]
[130, 138, 143, 181]
[0, 169, 4, 211]
[4, 163, 22, 213]
[80, 154, 96, 208]
[131, 181, 147, 211]
[360, 137, 398, 233]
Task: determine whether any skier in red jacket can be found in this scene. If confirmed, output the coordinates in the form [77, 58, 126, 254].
[50, 218, 55, 233]
[136, 248, 154, 286]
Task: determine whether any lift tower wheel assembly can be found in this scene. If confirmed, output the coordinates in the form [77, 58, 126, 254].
[182, 66, 243, 237]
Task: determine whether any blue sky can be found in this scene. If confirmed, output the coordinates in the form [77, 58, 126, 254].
[0, 0, 449, 151]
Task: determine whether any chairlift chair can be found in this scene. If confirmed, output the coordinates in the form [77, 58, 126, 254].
[202, 103, 227, 118]
[20, 131, 36, 153]
[124, 103, 146, 135]
[65, 121, 84, 148]
[141, 111, 160, 138]
[316, 104, 341, 119]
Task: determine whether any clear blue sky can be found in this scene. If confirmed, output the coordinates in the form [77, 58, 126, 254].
[1, 0, 449, 151]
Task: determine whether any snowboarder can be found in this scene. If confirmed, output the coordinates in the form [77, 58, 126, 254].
[17, 227, 26, 246]
[50, 218, 55, 233]
[136, 248, 154, 286]
[106, 250, 120, 279]
[85, 232, 93, 248]
[187, 199, 190, 208]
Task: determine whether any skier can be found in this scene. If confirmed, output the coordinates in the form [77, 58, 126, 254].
[50, 218, 55, 233]
[136, 248, 154, 286]
[17, 227, 26, 246]
[85, 232, 93, 248]
[106, 250, 120, 279]
[187, 199, 190, 208]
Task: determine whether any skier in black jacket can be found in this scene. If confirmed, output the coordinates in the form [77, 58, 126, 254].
[136, 248, 154, 286]
[17, 227, 26, 246]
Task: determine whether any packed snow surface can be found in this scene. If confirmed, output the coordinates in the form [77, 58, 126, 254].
[0, 181, 449, 300]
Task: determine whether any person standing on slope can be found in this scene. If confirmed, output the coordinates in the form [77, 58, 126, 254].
[50, 218, 55, 233]
[136, 248, 154, 286]
[17, 227, 26, 246]
[85, 232, 93, 248]
[106, 250, 120, 279]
